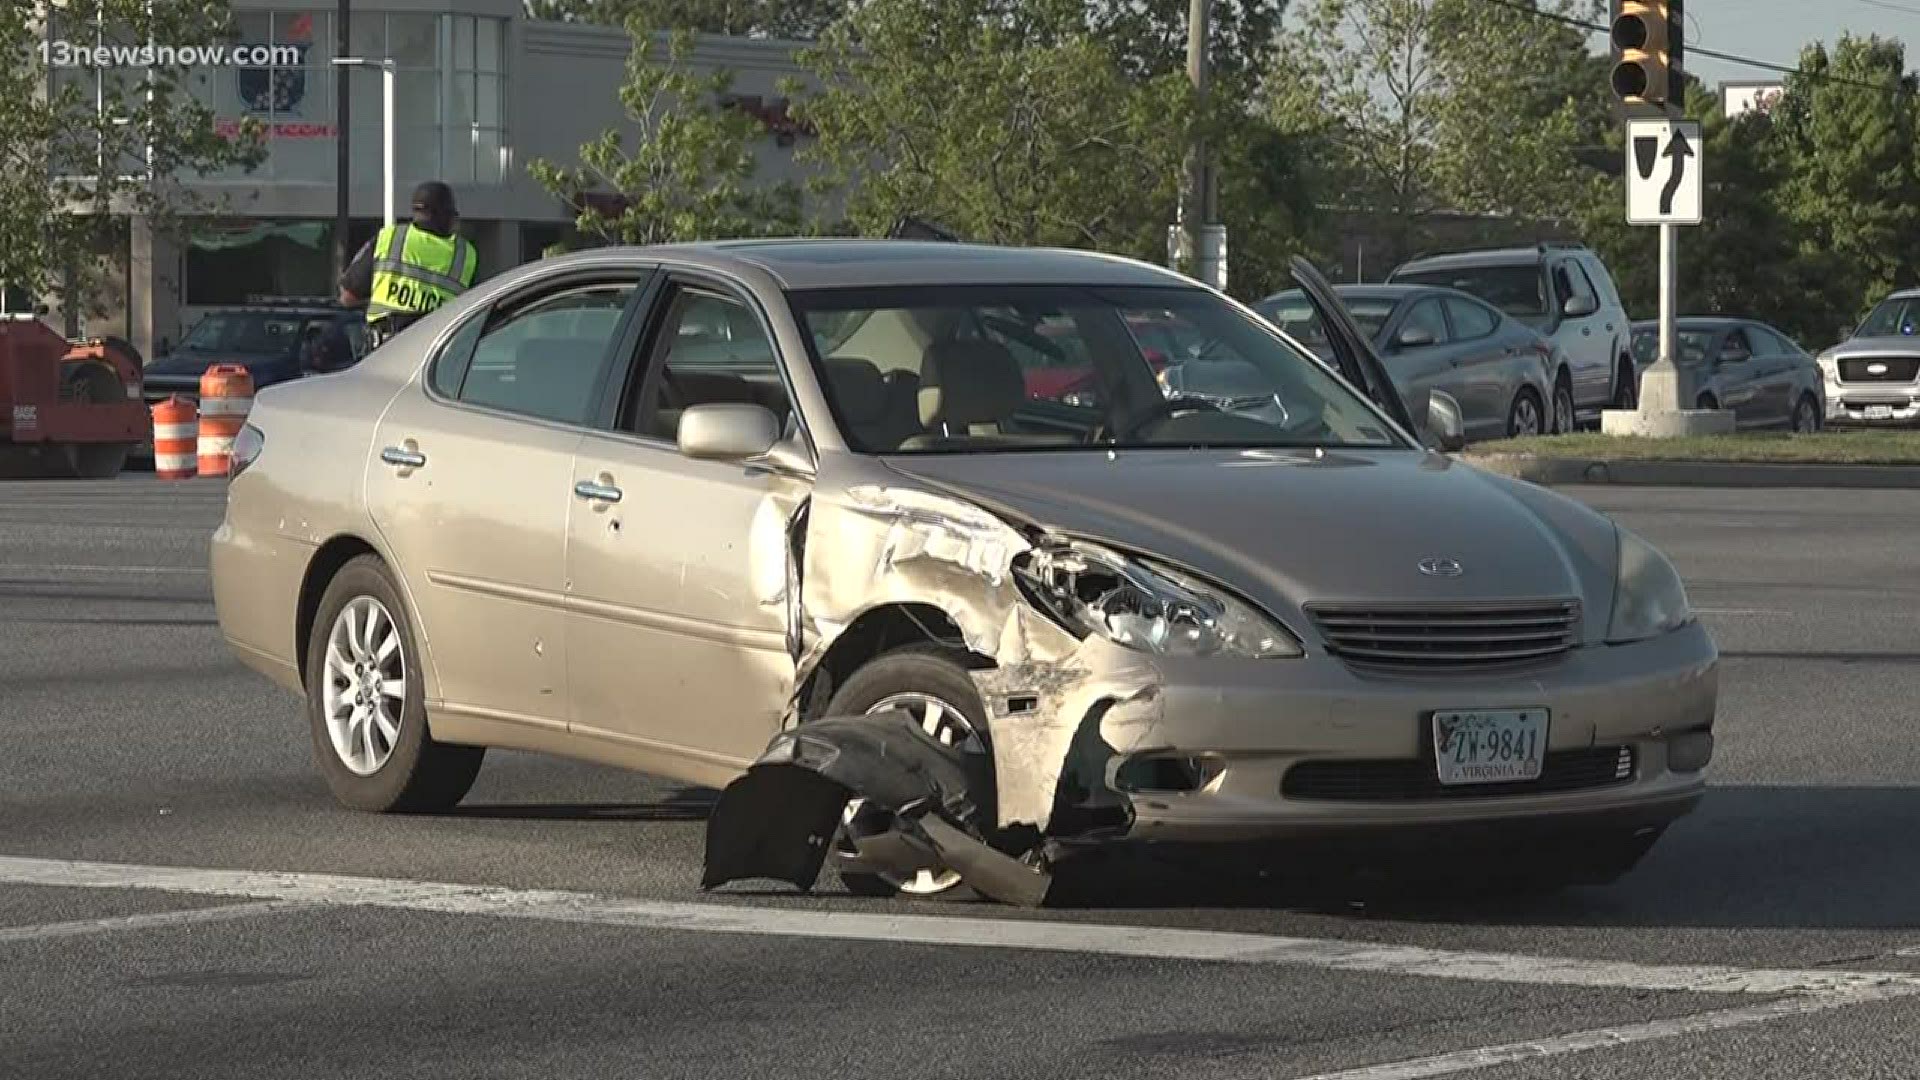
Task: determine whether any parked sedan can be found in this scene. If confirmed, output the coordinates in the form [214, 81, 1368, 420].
[212, 240, 1715, 904]
[1253, 285, 1563, 439]
[1629, 318, 1824, 431]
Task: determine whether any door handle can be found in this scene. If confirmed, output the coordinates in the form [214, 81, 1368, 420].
[380, 446, 426, 468]
[574, 480, 623, 503]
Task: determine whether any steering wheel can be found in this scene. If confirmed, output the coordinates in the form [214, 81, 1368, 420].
[1096, 395, 1224, 442]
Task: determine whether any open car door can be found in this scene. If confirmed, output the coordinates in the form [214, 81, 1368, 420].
[1285, 256, 1462, 449]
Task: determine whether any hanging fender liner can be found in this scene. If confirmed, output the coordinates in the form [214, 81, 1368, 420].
[701, 710, 1051, 907]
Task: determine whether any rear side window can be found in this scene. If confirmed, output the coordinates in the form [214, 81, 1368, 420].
[436, 282, 637, 425]
[1444, 297, 1498, 340]
[1400, 299, 1450, 344]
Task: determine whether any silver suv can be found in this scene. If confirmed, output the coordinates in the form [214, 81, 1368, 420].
[1817, 289, 1920, 425]
[1390, 243, 1636, 432]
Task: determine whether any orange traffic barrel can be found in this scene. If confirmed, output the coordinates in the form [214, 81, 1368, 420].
[197, 364, 255, 477]
[151, 395, 199, 480]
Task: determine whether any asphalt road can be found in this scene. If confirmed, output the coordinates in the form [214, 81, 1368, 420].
[2, 477, 1917, 1080]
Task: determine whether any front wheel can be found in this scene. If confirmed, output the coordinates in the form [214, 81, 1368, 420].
[1612, 359, 1638, 410]
[1549, 378, 1576, 435]
[1791, 393, 1822, 433]
[821, 646, 993, 898]
[305, 555, 483, 812]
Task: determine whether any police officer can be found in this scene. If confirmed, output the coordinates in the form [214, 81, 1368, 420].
[338, 180, 478, 348]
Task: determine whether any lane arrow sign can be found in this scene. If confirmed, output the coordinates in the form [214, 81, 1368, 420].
[1659, 128, 1694, 216]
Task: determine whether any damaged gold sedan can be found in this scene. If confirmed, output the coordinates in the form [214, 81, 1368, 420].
[212, 241, 1717, 906]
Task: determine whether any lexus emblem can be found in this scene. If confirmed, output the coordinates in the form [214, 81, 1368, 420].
[1418, 557, 1464, 578]
[1869, 362, 1889, 375]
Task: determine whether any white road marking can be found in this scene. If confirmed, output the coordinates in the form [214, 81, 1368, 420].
[1280, 984, 1920, 1080]
[0, 900, 315, 943]
[0, 855, 1915, 998]
[0, 564, 207, 575]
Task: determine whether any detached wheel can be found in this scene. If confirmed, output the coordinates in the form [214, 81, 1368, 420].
[821, 646, 991, 898]
[1791, 393, 1822, 433]
[305, 555, 483, 812]
[1506, 388, 1545, 438]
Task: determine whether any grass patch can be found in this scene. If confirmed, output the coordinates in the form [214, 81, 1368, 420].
[1471, 431, 1920, 465]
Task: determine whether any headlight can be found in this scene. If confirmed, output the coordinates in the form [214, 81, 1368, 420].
[1817, 351, 1839, 383]
[1606, 527, 1693, 643]
[1016, 541, 1303, 659]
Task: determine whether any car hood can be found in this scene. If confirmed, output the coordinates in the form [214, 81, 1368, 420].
[1827, 335, 1920, 359]
[879, 449, 1622, 638]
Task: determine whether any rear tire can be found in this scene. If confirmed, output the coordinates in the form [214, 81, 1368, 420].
[820, 645, 993, 899]
[1506, 388, 1545, 438]
[305, 555, 483, 813]
[1612, 358, 1638, 410]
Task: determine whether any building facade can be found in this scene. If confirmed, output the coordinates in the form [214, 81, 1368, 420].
[50, 0, 813, 358]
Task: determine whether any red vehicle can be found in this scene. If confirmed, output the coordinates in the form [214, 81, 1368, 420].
[0, 318, 147, 478]
[1013, 312, 1183, 404]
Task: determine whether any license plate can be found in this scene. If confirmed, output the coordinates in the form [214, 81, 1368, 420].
[1866, 405, 1895, 420]
[1432, 709, 1548, 785]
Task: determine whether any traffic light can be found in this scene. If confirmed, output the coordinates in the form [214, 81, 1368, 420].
[1611, 0, 1679, 110]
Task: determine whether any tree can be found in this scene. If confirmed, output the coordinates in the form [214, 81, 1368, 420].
[523, 0, 850, 39]
[795, 0, 1193, 260]
[1088, 0, 1285, 95]
[0, 0, 263, 313]
[529, 20, 802, 247]
[1771, 35, 1920, 338]
[1267, 0, 1446, 265]
[1266, 0, 1610, 267]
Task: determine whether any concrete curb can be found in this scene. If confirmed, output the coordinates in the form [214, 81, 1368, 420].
[1461, 453, 1920, 489]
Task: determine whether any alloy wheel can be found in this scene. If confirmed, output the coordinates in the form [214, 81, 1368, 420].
[1794, 397, 1820, 433]
[1552, 388, 1575, 435]
[837, 691, 985, 895]
[1510, 395, 1542, 437]
[321, 596, 407, 777]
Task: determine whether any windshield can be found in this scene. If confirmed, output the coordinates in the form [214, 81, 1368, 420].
[179, 312, 311, 357]
[1257, 292, 1396, 344]
[791, 284, 1405, 454]
[1857, 297, 1920, 338]
[1396, 264, 1548, 327]
[1631, 328, 1716, 365]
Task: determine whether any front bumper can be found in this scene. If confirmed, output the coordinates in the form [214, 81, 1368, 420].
[1827, 383, 1920, 424]
[1087, 622, 1717, 844]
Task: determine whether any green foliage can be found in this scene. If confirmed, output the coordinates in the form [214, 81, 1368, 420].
[528, 21, 802, 246]
[794, 0, 1194, 261]
[1772, 35, 1920, 335]
[0, 0, 264, 311]
[522, 0, 850, 39]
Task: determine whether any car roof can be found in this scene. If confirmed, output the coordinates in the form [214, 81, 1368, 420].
[1395, 246, 1584, 273]
[1629, 318, 1748, 332]
[1261, 284, 1428, 306]
[203, 305, 341, 317]
[536, 239, 1194, 291]
[1877, 288, 1920, 302]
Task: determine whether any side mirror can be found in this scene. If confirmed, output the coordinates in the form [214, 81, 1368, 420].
[1423, 389, 1467, 451]
[678, 403, 780, 462]
[1562, 295, 1598, 318]
[1396, 325, 1437, 349]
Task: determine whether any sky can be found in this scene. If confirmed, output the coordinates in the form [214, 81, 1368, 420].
[1637, 0, 1920, 88]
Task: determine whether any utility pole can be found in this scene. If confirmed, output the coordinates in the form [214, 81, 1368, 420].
[1171, 0, 1226, 291]
[333, 0, 351, 287]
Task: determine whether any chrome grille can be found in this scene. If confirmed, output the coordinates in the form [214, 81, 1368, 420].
[1838, 356, 1920, 383]
[1308, 600, 1580, 669]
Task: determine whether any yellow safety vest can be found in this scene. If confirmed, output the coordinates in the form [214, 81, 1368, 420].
[367, 223, 477, 325]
